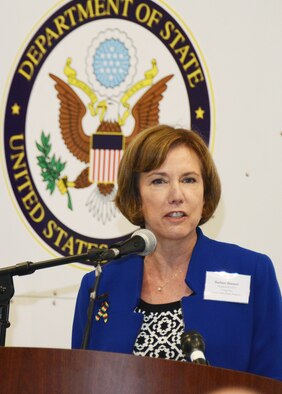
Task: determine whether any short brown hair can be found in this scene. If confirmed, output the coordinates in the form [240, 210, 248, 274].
[115, 124, 221, 226]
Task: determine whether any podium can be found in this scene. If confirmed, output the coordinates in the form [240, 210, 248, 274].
[0, 347, 281, 393]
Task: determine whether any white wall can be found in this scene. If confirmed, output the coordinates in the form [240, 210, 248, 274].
[0, 0, 281, 349]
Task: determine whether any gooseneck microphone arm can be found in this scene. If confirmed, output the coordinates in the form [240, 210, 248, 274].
[0, 248, 107, 278]
[0, 248, 106, 347]
[0, 228, 157, 347]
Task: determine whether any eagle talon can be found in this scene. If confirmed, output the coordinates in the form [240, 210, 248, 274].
[57, 176, 74, 194]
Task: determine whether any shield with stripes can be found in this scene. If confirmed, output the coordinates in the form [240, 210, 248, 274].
[89, 132, 125, 184]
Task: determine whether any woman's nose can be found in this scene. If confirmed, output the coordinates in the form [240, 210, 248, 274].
[168, 182, 184, 204]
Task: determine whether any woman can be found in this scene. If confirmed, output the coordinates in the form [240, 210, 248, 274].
[72, 125, 282, 380]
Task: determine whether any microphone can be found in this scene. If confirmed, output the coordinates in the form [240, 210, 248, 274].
[181, 330, 209, 365]
[99, 229, 157, 260]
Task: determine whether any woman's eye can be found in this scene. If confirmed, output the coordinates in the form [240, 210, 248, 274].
[182, 177, 196, 183]
[152, 178, 166, 184]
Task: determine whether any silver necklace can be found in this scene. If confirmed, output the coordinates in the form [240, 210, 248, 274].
[156, 267, 184, 292]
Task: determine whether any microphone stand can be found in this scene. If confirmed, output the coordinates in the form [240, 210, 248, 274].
[0, 248, 108, 347]
[80, 263, 102, 350]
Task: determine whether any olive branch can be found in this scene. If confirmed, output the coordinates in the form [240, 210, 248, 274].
[36, 131, 73, 210]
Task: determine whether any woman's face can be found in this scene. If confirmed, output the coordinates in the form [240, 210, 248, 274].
[139, 144, 205, 244]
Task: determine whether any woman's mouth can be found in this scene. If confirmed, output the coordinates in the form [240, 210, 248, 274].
[166, 211, 186, 218]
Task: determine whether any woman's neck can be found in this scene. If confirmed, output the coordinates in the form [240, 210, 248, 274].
[145, 231, 197, 272]
[141, 236, 196, 304]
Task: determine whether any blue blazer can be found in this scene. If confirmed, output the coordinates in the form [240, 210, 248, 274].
[72, 228, 282, 381]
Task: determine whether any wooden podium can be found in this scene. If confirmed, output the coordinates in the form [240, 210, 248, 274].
[0, 347, 281, 393]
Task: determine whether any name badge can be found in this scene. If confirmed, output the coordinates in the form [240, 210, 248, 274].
[204, 271, 251, 304]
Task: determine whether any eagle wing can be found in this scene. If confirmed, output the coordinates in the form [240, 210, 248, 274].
[50, 73, 90, 163]
[126, 74, 173, 146]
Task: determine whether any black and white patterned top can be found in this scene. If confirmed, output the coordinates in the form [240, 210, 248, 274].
[133, 299, 186, 361]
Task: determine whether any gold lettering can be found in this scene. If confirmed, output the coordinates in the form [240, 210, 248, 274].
[43, 220, 109, 255]
[17, 60, 34, 81]
[26, 45, 43, 66]
[86, 242, 108, 251]
[160, 21, 174, 40]
[53, 15, 71, 35]
[135, 3, 163, 27]
[183, 52, 199, 71]
[64, 6, 78, 27]
[17, 0, 138, 82]
[43, 220, 56, 239]
[10, 146, 45, 223]
[54, 226, 68, 247]
[45, 27, 60, 46]
[175, 44, 191, 64]
[22, 190, 38, 210]
[108, 0, 119, 15]
[121, 0, 133, 16]
[77, 1, 95, 21]
[10, 152, 26, 171]
[9, 134, 24, 151]
[187, 68, 204, 88]
[61, 236, 75, 254]
[94, 0, 107, 16]
[16, 173, 32, 192]
[135, 3, 151, 23]
[34, 35, 47, 55]
[29, 203, 45, 222]
[9, 141, 35, 200]
[169, 28, 185, 49]
[147, 8, 163, 27]
[76, 239, 90, 254]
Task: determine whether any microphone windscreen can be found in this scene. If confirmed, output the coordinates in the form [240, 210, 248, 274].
[131, 229, 157, 256]
[181, 330, 206, 356]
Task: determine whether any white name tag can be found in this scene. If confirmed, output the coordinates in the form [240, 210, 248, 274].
[204, 271, 251, 304]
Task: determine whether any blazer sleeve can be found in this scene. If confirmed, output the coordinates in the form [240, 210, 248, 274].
[248, 254, 282, 380]
[71, 272, 93, 349]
